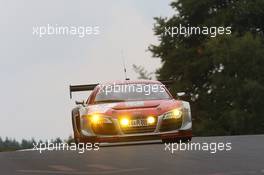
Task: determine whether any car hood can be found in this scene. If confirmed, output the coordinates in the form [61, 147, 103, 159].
[86, 99, 182, 117]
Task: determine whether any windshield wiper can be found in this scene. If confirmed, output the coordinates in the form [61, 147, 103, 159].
[95, 99, 125, 104]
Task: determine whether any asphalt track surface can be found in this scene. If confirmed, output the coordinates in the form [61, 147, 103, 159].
[0, 135, 263, 175]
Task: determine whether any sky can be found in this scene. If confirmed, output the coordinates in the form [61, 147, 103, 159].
[0, 0, 174, 141]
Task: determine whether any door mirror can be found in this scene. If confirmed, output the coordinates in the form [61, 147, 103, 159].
[177, 92, 186, 97]
[75, 100, 85, 105]
[176, 92, 188, 101]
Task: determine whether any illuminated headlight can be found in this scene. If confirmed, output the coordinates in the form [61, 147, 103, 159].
[147, 116, 155, 124]
[163, 109, 182, 120]
[120, 118, 129, 127]
[90, 114, 112, 124]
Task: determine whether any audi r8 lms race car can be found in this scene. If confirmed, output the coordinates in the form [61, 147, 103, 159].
[70, 80, 192, 144]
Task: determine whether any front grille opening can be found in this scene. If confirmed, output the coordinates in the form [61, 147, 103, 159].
[92, 123, 118, 135]
[159, 118, 182, 132]
[120, 117, 157, 134]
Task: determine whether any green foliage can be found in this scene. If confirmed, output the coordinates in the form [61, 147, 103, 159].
[65, 135, 75, 144]
[0, 137, 20, 151]
[132, 64, 153, 80]
[150, 0, 264, 136]
[0, 137, 22, 151]
[0, 137, 70, 152]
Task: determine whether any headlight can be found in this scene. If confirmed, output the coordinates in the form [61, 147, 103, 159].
[163, 109, 182, 120]
[120, 118, 129, 127]
[91, 114, 100, 123]
[90, 114, 112, 124]
[147, 116, 155, 124]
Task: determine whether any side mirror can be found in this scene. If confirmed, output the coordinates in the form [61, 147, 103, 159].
[75, 100, 85, 105]
[177, 92, 186, 97]
[176, 92, 188, 101]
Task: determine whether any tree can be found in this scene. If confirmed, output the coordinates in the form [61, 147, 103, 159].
[132, 64, 153, 80]
[149, 0, 264, 135]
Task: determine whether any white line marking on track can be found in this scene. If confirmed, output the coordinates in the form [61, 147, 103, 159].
[87, 164, 116, 170]
[49, 165, 75, 171]
[17, 149, 35, 152]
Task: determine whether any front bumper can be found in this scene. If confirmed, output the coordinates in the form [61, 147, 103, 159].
[79, 109, 192, 143]
[96, 129, 192, 142]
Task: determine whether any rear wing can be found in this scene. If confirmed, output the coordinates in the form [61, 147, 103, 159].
[159, 80, 175, 87]
[69, 84, 98, 99]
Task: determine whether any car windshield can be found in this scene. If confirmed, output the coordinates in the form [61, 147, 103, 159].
[94, 83, 171, 103]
